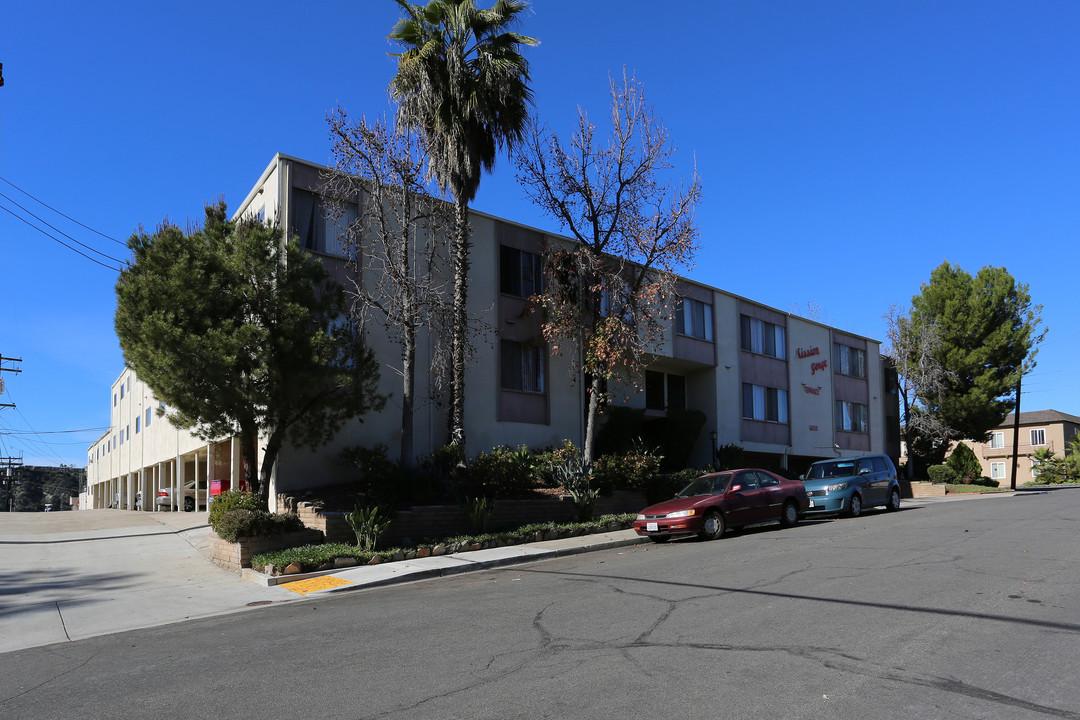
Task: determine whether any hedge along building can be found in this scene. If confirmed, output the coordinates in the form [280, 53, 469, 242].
[86, 153, 899, 512]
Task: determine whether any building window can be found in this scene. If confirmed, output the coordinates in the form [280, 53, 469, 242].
[500, 339, 544, 393]
[989, 431, 1005, 449]
[120, 384, 125, 400]
[991, 462, 1006, 480]
[676, 299, 714, 341]
[500, 246, 542, 298]
[293, 188, 356, 256]
[146, 408, 152, 427]
[645, 371, 687, 412]
[742, 383, 788, 423]
[1030, 458, 1040, 480]
[135, 416, 141, 434]
[836, 400, 869, 433]
[740, 316, 785, 358]
[833, 343, 866, 378]
[1030, 429, 1046, 446]
[113, 393, 117, 407]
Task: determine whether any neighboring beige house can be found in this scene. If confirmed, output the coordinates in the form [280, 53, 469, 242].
[86, 153, 900, 512]
[964, 410, 1080, 487]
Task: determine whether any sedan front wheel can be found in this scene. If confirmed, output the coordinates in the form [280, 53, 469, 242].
[699, 511, 725, 540]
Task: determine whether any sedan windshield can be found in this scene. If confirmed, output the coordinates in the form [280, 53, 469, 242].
[808, 461, 857, 480]
[677, 474, 730, 497]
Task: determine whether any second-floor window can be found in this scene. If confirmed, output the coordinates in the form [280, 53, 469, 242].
[836, 400, 869, 433]
[500, 339, 544, 393]
[741, 316, 785, 358]
[989, 431, 1005, 449]
[1030, 428, 1046, 446]
[742, 383, 788, 423]
[676, 298, 714, 341]
[500, 246, 542, 298]
[293, 189, 356, 256]
[834, 343, 867, 378]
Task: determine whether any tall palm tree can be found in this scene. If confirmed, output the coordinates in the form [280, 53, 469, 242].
[389, 0, 537, 450]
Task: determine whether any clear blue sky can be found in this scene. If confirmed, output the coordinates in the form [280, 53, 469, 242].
[2, 1, 1077, 466]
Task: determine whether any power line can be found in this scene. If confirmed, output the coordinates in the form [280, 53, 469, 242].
[0, 203, 122, 271]
[0, 175, 124, 245]
[0, 192, 127, 265]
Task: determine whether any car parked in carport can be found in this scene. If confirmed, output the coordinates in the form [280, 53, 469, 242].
[633, 468, 810, 542]
[800, 454, 901, 518]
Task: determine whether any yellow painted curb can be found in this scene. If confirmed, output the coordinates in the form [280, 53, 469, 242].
[280, 575, 355, 594]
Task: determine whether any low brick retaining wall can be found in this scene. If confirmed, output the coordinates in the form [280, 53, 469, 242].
[907, 481, 947, 498]
[208, 528, 324, 573]
[279, 491, 648, 545]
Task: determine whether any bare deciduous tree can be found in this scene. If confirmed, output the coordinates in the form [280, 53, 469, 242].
[324, 110, 454, 467]
[515, 72, 702, 461]
[883, 304, 954, 477]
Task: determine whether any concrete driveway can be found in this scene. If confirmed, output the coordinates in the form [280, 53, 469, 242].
[0, 510, 297, 654]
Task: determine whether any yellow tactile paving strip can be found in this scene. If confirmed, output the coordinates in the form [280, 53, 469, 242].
[280, 575, 355, 594]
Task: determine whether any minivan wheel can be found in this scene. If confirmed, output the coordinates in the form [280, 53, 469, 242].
[699, 511, 725, 540]
[780, 500, 800, 527]
[847, 493, 862, 518]
[886, 487, 901, 512]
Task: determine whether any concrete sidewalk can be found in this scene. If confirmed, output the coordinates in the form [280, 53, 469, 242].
[0, 510, 296, 654]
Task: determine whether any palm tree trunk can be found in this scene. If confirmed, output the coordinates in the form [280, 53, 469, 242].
[449, 197, 470, 449]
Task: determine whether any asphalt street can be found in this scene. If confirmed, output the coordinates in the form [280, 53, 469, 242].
[1, 489, 1077, 719]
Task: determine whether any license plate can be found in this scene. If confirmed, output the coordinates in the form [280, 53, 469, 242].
[808, 500, 815, 508]
[646, 522, 658, 532]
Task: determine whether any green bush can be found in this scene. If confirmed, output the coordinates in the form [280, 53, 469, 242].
[461, 496, 494, 534]
[592, 450, 662, 494]
[344, 503, 392, 550]
[208, 490, 264, 530]
[465, 445, 539, 498]
[947, 442, 982, 481]
[969, 476, 1000, 488]
[213, 509, 305, 542]
[927, 465, 960, 484]
[713, 443, 745, 471]
[534, 440, 582, 487]
[595, 406, 646, 457]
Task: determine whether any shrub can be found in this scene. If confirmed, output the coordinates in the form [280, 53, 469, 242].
[713, 443, 744, 471]
[947, 442, 982, 481]
[927, 465, 960, 485]
[592, 450, 662, 494]
[212, 509, 304, 542]
[461, 496, 493, 534]
[340, 444, 410, 508]
[534, 440, 582, 487]
[550, 453, 598, 521]
[969, 476, 1000, 488]
[595, 406, 646, 457]
[344, 503, 392, 551]
[465, 445, 538, 498]
[209, 490, 264, 530]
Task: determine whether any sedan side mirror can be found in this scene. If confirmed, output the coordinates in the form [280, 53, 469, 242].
[729, 484, 742, 493]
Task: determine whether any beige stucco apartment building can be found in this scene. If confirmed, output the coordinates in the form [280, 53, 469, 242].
[86, 154, 899, 512]
[963, 410, 1080, 487]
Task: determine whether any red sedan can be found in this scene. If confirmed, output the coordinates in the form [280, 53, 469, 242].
[633, 468, 809, 542]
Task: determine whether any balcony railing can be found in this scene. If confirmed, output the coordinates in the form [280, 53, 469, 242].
[982, 441, 1053, 459]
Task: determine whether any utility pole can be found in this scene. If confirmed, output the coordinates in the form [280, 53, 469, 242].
[0, 354, 21, 409]
[1, 457, 23, 512]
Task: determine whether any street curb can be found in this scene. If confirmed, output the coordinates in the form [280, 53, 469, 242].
[242, 533, 651, 593]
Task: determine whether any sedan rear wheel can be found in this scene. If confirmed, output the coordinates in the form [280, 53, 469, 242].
[780, 500, 800, 527]
[847, 493, 862, 518]
[698, 511, 725, 540]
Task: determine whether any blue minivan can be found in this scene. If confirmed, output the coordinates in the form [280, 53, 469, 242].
[800, 454, 901, 517]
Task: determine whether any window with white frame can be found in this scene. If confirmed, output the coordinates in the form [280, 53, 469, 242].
[836, 400, 869, 433]
[676, 298, 714, 341]
[740, 316, 785, 358]
[991, 462, 1006, 480]
[1030, 458, 1040, 480]
[989, 431, 1005, 449]
[833, 343, 867, 378]
[146, 407, 152, 427]
[742, 383, 788, 423]
[500, 339, 545, 393]
[1030, 428, 1046, 446]
[500, 245, 543, 298]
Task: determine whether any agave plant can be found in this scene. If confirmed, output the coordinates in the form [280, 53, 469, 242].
[345, 503, 392, 551]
